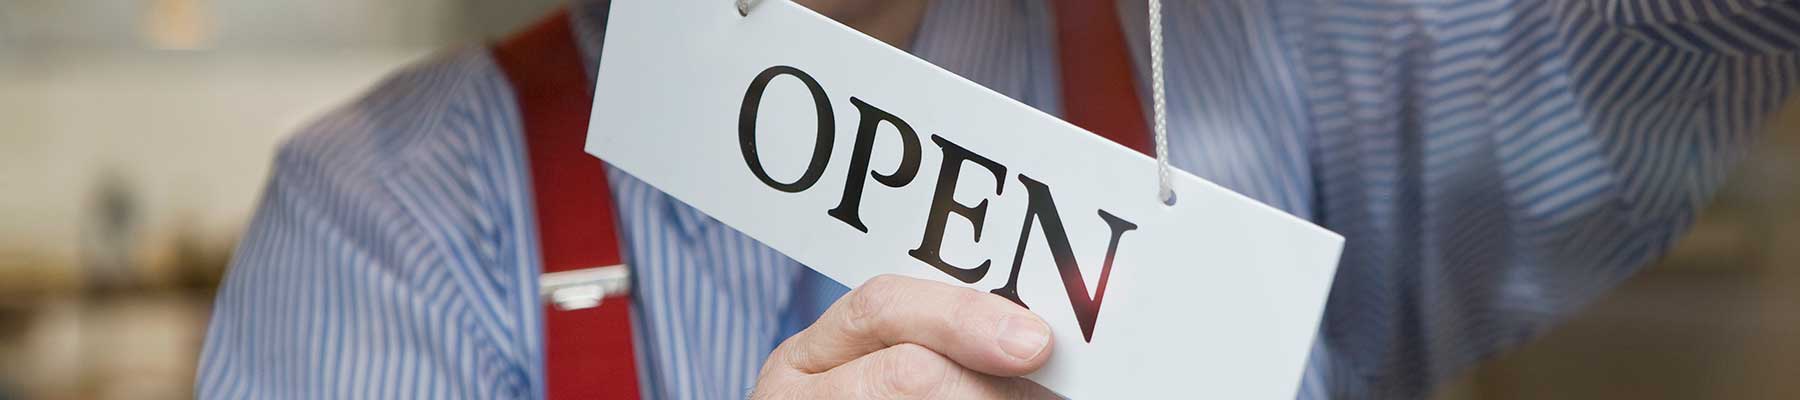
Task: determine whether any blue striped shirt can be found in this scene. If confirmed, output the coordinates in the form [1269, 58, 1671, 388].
[197, 0, 1800, 398]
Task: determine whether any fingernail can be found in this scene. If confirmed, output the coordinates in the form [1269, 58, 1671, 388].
[996, 315, 1049, 361]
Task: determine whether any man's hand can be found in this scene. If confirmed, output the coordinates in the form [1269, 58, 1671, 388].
[750, 275, 1059, 399]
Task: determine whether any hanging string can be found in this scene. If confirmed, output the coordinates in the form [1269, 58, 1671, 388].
[1148, 0, 1175, 206]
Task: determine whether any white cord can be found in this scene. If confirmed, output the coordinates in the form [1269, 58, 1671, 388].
[1148, 0, 1174, 205]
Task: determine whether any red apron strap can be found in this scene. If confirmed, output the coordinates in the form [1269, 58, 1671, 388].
[492, 8, 642, 400]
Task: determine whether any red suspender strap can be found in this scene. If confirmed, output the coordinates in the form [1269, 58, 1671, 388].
[1051, 0, 1153, 155]
[492, 9, 642, 400]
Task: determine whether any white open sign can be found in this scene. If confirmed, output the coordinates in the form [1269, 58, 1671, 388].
[585, 0, 1343, 397]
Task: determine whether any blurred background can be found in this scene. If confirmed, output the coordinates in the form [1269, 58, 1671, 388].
[0, 1, 1795, 399]
[0, 0, 560, 398]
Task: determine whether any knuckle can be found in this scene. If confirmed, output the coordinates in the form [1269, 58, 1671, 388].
[746, 376, 783, 400]
[948, 286, 985, 316]
[768, 334, 807, 369]
[751, 383, 809, 400]
[844, 276, 905, 336]
[943, 287, 982, 333]
[749, 360, 802, 400]
[877, 344, 953, 399]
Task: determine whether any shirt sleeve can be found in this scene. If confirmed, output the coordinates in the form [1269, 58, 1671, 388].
[1517, 0, 1800, 270]
[1592, 0, 1800, 56]
[194, 50, 542, 400]
[1486, 1, 1800, 328]
[1298, 2, 1800, 397]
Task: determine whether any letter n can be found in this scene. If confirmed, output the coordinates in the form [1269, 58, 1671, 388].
[990, 174, 1138, 342]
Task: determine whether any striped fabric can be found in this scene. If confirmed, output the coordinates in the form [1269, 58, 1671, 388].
[197, 0, 1800, 399]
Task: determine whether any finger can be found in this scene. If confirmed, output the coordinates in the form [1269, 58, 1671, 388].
[806, 343, 1060, 399]
[773, 274, 1053, 377]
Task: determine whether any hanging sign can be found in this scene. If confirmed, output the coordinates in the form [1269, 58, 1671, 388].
[586, 0, 1343, 397]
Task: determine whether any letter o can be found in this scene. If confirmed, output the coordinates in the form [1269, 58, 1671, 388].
[738, 65, 834, 193]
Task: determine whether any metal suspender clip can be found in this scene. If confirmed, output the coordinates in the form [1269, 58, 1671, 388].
[540, 265, 631, 310]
